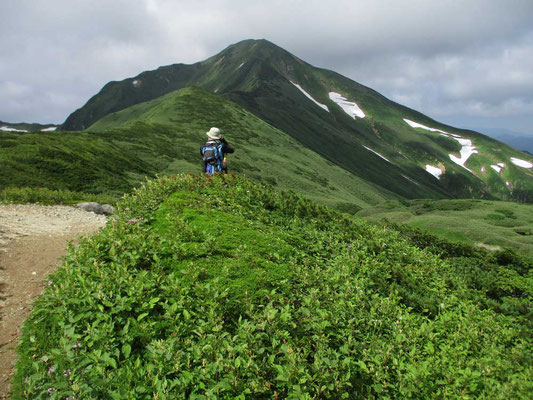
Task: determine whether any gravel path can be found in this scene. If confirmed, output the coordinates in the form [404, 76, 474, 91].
[0, 205, 107, 398]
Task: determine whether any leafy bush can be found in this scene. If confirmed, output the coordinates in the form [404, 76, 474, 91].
[0, 187, 117, 205]
[12, 175, 533, 399]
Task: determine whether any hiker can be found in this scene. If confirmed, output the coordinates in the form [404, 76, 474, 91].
[200, 127, 234, 174]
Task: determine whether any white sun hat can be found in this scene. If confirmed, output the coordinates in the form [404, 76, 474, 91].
[206, 127, 221, 139]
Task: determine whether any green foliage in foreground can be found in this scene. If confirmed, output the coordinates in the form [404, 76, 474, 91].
[13, 175, 533, 399]
[0, 187, 116, 206]
[358, 198, 533, 258]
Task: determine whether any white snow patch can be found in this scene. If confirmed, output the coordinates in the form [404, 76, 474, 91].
[237, 62, 245, 69]
[490, 163, 506, 174]
[41, 127, 57, 132]
[404, 118, 477, 172]
[363, 145, 391, 163]
[329, 92, 365, 118]
[425, 165, 443, 179]
[291, 82, 329, 112]
[0, 126, 27, 132]
[510, 157, 533, 169]
[448, 137, 477, 172]
[402, 175, 420, 186]
[403, 119, 449, 135]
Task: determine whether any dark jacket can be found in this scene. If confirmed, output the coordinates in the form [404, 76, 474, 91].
[200, 138, 234, 173]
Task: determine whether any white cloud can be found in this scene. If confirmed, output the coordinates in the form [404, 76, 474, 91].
[0, 0, 532, 131]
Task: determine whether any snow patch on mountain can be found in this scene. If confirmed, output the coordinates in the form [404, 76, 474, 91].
[291, 82, 329, 112]
[0, 126, 27, 132]
[40, 127, 57, 132]
[404, 119, 477, 172]
[425, 165, 443, 179]
[329, 92, 365, 118]
[403, 119, 450, 135]
[510, 157, 533, 169]
[363, 146, 390, 163]
[490, 163, 506, 174]
[402, 175, 420, 186]
[449, 137, 477, 172]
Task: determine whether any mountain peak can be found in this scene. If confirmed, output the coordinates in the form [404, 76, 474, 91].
[215, 38, 296, 64]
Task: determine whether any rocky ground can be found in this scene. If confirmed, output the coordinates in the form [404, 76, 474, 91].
[0, 205, 107, 398]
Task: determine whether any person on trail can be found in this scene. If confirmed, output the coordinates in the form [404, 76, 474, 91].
[200, 127, 234, 174]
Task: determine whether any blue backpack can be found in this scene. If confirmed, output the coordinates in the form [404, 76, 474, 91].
[202, 140, 224, 174]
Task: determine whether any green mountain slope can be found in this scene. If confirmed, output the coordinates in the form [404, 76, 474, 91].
[12, 175, 532, 398]
[63, 39, 533, 201]
[1, 87, 395, 210]
[91, 87, 396, 209]
[359, 199, 533, 257]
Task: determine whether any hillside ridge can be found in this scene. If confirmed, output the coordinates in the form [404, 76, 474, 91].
[10, 174, 533, 398]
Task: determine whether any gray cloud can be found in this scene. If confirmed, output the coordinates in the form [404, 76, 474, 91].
[1, 0, 533, 133]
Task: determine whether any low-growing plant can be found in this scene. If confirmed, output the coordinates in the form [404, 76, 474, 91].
[11, 175, 533, 399]
[0, 186, 117, 205]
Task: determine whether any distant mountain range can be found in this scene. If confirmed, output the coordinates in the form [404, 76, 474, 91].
[469, 127, 533, 154]
[0, 120, 58, 132]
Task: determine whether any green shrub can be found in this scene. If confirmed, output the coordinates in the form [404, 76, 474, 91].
[0, 187, 117, 205]
[12, 175, 533, 399]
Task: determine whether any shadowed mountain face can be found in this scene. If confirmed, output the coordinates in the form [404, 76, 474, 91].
[62, 39, 533, 202]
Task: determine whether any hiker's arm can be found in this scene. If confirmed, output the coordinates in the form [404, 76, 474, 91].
[222, 141, 234, 154]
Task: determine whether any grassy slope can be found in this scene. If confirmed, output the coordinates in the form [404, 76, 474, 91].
[0, 87, 394, 210]
[60, 39, 533, 201]
[358, 199, 533, 257]
[0, 124, 176, 196]
[89, 86, 395, 210]
[227, 51, 533, 202]
[190, 39, 533, 201]
[12, 175, 532, 398]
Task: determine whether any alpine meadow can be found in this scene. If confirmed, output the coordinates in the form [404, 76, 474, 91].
[1, 39, 532, 399]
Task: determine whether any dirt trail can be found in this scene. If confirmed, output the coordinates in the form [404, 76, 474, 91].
[0, 205, 107, 399]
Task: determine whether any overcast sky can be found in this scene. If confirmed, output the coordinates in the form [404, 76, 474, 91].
[1, 0, 533, 135]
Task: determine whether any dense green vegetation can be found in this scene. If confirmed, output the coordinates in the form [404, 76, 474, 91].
[0, 187, 116, 206]
[1, 87, 394, 212]
[13, 175, 532, 398]
[358, 199, 533, 258]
